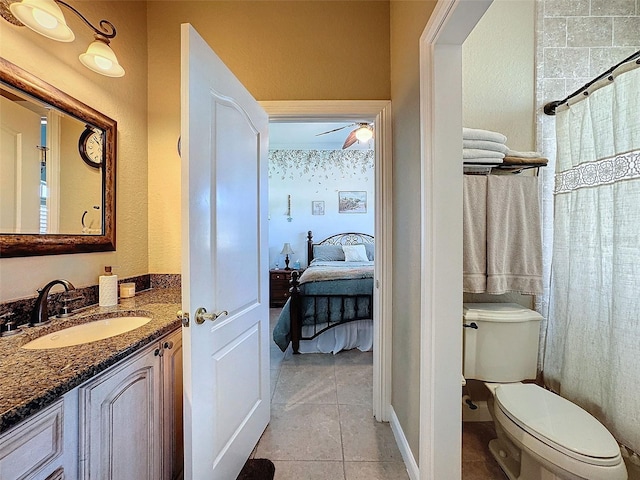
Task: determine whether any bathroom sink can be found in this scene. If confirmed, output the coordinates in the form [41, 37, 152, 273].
[22, 316, 152, 350]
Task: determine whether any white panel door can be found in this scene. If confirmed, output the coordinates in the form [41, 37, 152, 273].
[180, 24, 270, 480]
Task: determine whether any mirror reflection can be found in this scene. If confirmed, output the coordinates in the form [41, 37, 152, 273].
[0, 82, 104, 236]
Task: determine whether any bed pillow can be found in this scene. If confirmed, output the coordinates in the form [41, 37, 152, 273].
[342, 244, 369, 262]
[364, 243, 375, 261]
[313, 244, 345, 261]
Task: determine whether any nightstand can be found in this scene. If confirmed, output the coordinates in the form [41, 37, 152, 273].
[269, 269, 302, 307]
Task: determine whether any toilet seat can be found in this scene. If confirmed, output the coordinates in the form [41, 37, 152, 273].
[495, 384, 621, 467]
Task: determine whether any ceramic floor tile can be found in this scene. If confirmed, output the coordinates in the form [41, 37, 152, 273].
[270, 368, 281, 400]
[282, 349, 337, 367]
[462, 421, 497, 463]
[344, 461, 410, 480]
[462, 421, 506, 480]
[462, 460, 506, 480]
[272, 460, 345, 480]
[272, 365, 337, 405]
[333, 349, 373, 366]
[255, 403, 342, 461]
[335, 364, 373, 406]
[339, 405, 402, 462]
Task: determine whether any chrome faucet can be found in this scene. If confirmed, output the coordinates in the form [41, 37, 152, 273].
[30, 279, 76, 326]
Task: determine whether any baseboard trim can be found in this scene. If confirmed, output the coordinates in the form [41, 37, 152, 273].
[389, 406, 420, 480]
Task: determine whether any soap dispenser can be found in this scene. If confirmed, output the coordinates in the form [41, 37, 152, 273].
[99, 266, 118, 307]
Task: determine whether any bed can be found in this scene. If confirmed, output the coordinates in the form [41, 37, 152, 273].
[272, 231, 375, 354]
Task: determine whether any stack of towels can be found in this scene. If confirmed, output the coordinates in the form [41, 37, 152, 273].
[502, 149, 549, 166]
[463, 127, 509, 164]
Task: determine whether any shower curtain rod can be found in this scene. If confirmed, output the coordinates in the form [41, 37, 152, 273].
[544, 48, 640, 116]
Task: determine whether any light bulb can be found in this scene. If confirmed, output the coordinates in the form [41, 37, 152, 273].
[93, 56, 114, 71]
[355, 126, 373, 143]
[32, 8, 58, 29]
[10, 0, 74, 42]
[79, 39, 125, 77]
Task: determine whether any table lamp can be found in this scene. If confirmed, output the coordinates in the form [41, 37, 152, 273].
[280, 243, 294, 270]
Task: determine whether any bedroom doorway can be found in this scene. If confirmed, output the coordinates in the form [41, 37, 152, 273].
[261, 100, 392, 422]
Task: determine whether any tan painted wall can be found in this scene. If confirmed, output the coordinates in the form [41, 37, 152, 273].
[390, 0, 437, 462]
[147, 1, 391, 273]
[0, 2, 148, 301]
[462, 0, 536, 151]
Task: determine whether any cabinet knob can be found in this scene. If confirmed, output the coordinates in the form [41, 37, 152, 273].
[154, 348, 163, 357]
[163, 341, 174, 350]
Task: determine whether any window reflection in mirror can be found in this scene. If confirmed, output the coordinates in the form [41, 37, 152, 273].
[0, 82, 104, 236]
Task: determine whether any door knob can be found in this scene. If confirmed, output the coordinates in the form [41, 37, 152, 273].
[195, 307, 229, 325]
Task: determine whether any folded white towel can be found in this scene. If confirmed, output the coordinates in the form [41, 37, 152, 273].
[463, 139, 510, 154]
[463, 148, 505, 159]
[463, 158, 504, 165]
[506, 149, 543, 158]
[463, 127, 507, 144]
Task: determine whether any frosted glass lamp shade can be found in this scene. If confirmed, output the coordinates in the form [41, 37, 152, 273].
[10, 0, 75, 42]
[79, 39, 125, 77]
[355, 125, 373, 143]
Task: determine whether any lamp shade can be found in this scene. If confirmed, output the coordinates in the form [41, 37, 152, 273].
[10, 0, 75, 42]
[79, 38, 125, 77]
[355, 125, 373, 143]
[280, 243, 294, 255]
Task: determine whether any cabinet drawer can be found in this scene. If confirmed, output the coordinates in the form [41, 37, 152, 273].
[0, 400, 63, 480]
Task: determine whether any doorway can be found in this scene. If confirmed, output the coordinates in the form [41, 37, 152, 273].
[261, 100, 392, 421]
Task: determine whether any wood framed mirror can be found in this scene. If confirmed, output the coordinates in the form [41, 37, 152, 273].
[0, 58, 116, 257]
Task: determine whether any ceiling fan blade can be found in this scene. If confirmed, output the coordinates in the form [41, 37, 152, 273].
[342, 129, 358, 149]
[315, 124, 354, 136]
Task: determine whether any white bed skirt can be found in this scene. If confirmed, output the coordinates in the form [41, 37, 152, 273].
[297, 319, 373, 354]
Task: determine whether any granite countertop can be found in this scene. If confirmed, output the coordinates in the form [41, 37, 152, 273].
[0, 288, 182, 434]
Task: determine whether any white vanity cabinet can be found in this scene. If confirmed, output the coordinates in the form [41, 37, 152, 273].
[78, 327, 183, 480]
[0, 327, 182, 480]
[0, 399, 65, 480]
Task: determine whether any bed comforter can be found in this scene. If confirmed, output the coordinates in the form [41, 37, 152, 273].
[272, 261, 374, 352]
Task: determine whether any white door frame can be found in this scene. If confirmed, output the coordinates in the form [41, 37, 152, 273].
[260, 100, 392, 422]
[418, 1, 491, 479]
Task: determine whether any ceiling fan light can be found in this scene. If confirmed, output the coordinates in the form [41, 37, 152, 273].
[79, 38, 125, 77]
[355, 125, 373, 143]
[10, 0, 75, 42]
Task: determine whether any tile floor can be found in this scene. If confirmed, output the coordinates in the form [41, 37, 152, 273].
[462, 422, 506, 480]
[251, 308, 410, 480]
[256, 309, 506, 480]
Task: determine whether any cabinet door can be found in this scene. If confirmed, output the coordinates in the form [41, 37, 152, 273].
[161, 329, 183, 480]
[78, 343, 162, 480]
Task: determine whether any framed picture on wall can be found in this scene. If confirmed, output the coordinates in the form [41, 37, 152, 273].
[312, 200, 325, 215]
[338, 191, 367, 213]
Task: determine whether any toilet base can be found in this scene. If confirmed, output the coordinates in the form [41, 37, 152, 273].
[489, 437, 576, 480]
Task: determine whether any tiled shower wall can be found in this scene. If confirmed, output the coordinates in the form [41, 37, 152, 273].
[534, 0, 640, 355]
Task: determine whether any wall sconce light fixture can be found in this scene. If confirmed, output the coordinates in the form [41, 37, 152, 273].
[2, 0, 125, 77]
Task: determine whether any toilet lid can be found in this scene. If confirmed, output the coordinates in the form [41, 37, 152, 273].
[495, 384, 621, 465]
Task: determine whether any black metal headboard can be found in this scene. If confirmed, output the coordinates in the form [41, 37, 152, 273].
[306, 230, 375, 263]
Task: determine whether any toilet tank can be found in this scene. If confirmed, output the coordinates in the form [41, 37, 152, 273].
[463, 303, 542, 382]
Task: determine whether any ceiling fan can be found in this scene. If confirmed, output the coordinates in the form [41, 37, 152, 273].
[316, 122, 374, 149]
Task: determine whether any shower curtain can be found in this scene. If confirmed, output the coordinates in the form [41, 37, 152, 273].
[544, 66, 640, 454]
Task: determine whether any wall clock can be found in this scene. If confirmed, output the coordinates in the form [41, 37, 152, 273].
[79, 126, 103, 168]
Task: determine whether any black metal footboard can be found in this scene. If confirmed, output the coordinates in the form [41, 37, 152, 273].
[288, 271, 373, 354]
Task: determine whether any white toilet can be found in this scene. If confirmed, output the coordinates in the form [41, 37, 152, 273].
[462, 303, 627, 480]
